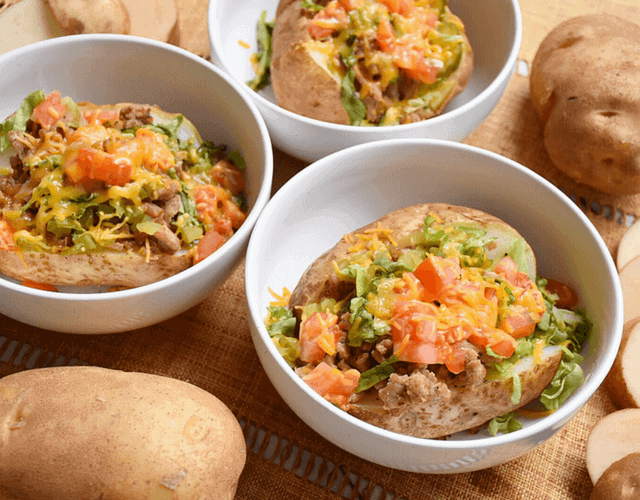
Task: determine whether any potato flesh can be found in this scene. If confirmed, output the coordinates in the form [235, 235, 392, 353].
[619, 256, 640, 325]
[586, 408, 640, 484]
[606, 318, 640, 409]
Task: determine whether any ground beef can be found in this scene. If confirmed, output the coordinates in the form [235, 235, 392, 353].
[378, 367, 452, 410]
[7, 130, 33, 162]
[119, 105, 153, 129]
[161, 194, 182, 224]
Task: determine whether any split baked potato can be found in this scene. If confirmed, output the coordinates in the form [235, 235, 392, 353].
[530, 14, 640, 195]
[0, 90, 247, 289]
[263, 0, 473, 126]
[265, 203, 590, 439]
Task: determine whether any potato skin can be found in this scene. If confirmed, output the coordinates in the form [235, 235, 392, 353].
[530, 15, 640, 195]
[0, 249, 192, 287]
[590, 453, 640, 500]
[0, 366, 246, 500]
[271, 0, 473, 125]
[349, 348, 562, 439]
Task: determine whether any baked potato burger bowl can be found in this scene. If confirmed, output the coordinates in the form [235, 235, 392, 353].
[0, 90, 247, 289]
[264, 203, 590, 439]
[253, 0, 473, 126]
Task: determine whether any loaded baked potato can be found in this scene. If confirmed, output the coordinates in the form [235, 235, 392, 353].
[252, 0, 473, 126]
[265, 204, 589, 438]
[0, 90, 247, 289]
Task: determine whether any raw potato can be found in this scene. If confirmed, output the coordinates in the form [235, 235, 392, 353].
[606, 318, 640, 408]
[617, 219, 640, 272]
[586, 408, 640, 484]
[121, 0, 179, 43]
[44, 0, 131, 34]
[619, 255, 640, 325]
[289, 203, 561, 439]
[270, 0, 473, 125]
[530, 15, 640, 195]
[0, 366, 246, 500]
[590, 453, 640, 500]
[0, 0, 65, 55]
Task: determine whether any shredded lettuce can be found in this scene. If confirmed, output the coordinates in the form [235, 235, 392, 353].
[340, 55, 367, 125]
[347, 297, 390, 347]
[356, 354, 399, 392]
[488, 411, 523, 436]
[247, 11, 275, 91]
[265, 306, 300, 368]
[0, 90, 45, 152]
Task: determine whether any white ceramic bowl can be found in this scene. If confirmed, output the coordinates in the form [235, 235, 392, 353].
[245, 139, 623, 473]
[209, 0, 522, 162]
[0, 35, 273, 334]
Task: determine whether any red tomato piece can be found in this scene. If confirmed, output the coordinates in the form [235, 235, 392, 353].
[65, 148, 133, 187]
[194, 230, 225, 264]
[413, 254, 461, 302]
[299, 312, 341, 363]
[21, 279, 58, 292]
[495, 256, 531, 289]
[544, 278, 579, 309]
[307, 1, 348, 39]
[468, 328, 517, 358]
[377, 17, 396, 53]
[33, 90, 66, 129]
[302, 362, 360, 407]
[500, 309, 538, 339]
[0, 219, 16, 251]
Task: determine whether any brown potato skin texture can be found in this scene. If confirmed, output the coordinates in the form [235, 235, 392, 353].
[590, 453, 640, 500]
[0, 366, 246, 500]
[271, 0, 473, 125]
[0, 249, 192, 287]
[349, 349, 562, 439]
[530, 15, 640, 195]
[288, 203, 557, 438]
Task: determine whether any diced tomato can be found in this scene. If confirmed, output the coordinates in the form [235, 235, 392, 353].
[84, 108, 120, 125]
[337, 0, 363, 10]
[0, 219, 16, 251]
[210, 159, 245, 196]
[543, 278, 578, 309]
[64, 147, 133, 187]
[495, 256, 531, 289]
[468, 328, 517, 358]
[500, 309, 537, 339]
[194, 230, 226, 264]
[307, 0, 348, 39]
[391, 299, 459, 366]
[378, 0, 414, 15]
[299, 312, 342, 363]
[439, 281, 499, 330]
[21, 279, 58, 292]
[193, 184, 246, 239]
[377, 17, 396, 53]
[413, 254, 461, 302]
[33, 90, 66, 129]
[403, 59, 439, 84]
[302, 362, 360, 407]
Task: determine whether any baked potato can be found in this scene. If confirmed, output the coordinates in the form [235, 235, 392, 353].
[0, 366, 246, 499]
[265, 203, 590, 438]
[0, 90, 247, 289]
[530, 14, 640, 195]
[262, 0, 473, 126]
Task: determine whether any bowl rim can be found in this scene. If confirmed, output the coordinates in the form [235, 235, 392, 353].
[208, 0, 523, 133]
[245, 138, 624, 450]
[0, 34, 274, 302]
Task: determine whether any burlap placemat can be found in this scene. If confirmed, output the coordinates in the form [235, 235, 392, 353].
[1, 0, 639, 498]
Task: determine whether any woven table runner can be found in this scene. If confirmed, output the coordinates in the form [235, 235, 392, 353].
[1, 0, 639, 498]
